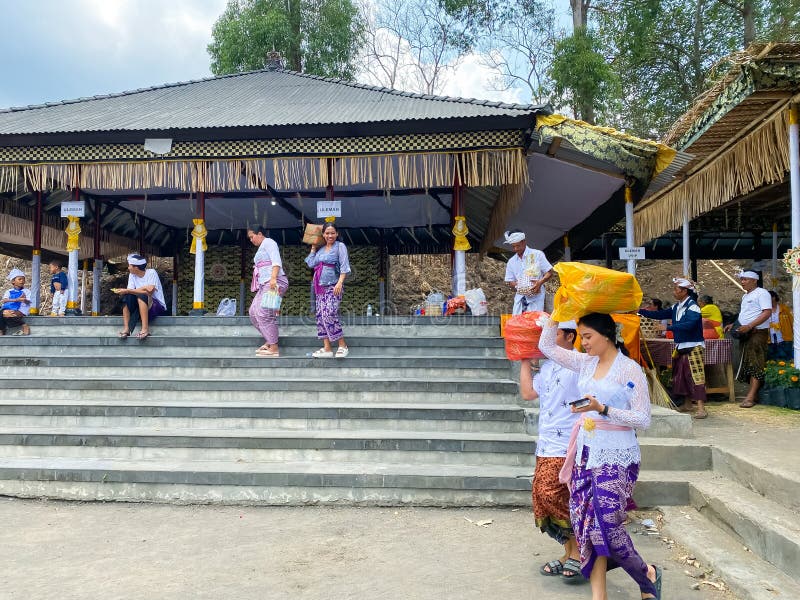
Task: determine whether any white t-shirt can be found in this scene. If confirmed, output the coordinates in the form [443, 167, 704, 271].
[254, 237, 286, 281]
[532, 358, 580, 457]
[738, 287, 772, 329]
[504, 247, 553, 300]
[127, 269, 165, 309]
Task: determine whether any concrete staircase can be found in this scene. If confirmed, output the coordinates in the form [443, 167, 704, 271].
[0, 315, 690, 508]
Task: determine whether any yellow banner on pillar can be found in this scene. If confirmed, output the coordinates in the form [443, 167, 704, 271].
[190, 219, 207, 254]
[65, 216, 81, 252]
[452, 216, 471, 251]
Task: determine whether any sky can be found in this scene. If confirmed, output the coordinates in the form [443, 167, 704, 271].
[0, 0, 573, 109]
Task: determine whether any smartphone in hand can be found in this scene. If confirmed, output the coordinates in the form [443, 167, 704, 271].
[568, 397, 591, 409]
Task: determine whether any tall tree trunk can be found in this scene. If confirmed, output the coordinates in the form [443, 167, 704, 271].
[570, 0, 590, 29]
[287, 0, 303, 71]
[742, 0, 755, 46]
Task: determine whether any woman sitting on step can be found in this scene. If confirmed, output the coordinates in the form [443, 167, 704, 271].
[113, 254, 166, 340]
[539, 312, 662, 600]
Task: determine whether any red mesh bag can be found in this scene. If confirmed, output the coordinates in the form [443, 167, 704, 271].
[503, 311, 547, 361]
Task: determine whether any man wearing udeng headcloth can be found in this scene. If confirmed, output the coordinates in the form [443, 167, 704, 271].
[503, 229, 553, 315]
[112, 254, 166, 340]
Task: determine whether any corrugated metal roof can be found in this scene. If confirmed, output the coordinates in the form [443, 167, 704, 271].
[0, 69, 542, 135]
[641, 149, 694, 198]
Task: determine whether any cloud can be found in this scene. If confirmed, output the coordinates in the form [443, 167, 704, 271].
[441, 53, 528, 105]
[0, 0, 227, 108]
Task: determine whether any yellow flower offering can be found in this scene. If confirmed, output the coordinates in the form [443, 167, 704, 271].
[779, 370, 786, 375]
[583, 417, 596, 433]
[779, 361, 786, 366]
[792, 376, 799, 383]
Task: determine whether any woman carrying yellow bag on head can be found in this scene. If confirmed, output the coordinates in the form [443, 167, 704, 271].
[551, 263, 643, 322]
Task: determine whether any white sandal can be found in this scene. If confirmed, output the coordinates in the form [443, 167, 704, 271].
[312, 348, 334, 358]
[335, 346, 349, 358]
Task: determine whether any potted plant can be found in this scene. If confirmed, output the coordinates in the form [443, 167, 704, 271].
[762, 361, 800, 408]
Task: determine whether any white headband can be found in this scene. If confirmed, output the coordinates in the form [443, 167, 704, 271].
[558, 320, 577, 330]
[504, 231, 525, 245]
[6, 268, 24, 281]
[127, 254, 146, 266]
[672, 277, 696, 291]
[739, 270, 758, 280]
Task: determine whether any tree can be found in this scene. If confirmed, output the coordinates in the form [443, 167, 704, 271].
[358, 0, 471, 95]
[550, 28, 619, 123]
[207, 0, 365, 79]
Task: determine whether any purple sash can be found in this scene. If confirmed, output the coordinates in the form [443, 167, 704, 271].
[251, 260, 272, 292]
[313, 262, 338, 296]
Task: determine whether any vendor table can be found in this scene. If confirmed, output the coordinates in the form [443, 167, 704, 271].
[641, 338, 735, 402]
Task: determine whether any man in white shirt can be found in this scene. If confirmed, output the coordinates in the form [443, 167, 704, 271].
[725, 271, 772, 408]
[113, 254, 166, 340]
[519, 320, 583, 583]
[503, 229, 553, 315]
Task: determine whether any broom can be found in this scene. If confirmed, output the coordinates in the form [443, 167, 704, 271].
[640, 332, 679, 410]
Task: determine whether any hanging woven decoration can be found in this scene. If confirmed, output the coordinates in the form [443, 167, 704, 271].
[452, 216, 470, 251]
[782, 246, 800, 288]
[190, 218, 207, 254]
[65, 215, 81, 252]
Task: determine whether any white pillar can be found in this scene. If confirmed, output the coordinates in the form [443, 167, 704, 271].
[453, 250, 466, 296]
[788, 105, 800, 367]
[682, 210, 690, 277]
[624, 189, 636, 275]
[30, 250, 41, 315]
[563, 235, 571, 261]
[79, 260, 87, 315]
[92, 259, 102, 316]
[171, 280, 178, 316]
[192, 243, 205, 314]
[66, 248, 79, 314]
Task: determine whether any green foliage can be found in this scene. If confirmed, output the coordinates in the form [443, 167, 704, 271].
[207, 0, 365, 79]
[550, 28, 619, 124]
[764, 360, 800, 388]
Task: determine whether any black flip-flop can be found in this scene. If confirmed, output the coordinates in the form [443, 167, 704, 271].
[562, 557, 586, 584]
[539, 559, 563, 576]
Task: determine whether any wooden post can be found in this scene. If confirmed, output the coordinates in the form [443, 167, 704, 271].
[91, 198, 102, 316]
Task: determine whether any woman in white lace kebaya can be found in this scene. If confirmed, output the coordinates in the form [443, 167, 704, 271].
[539, 312, 662, 600]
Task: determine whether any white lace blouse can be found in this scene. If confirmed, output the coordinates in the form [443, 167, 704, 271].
[538, 318, 651, 469]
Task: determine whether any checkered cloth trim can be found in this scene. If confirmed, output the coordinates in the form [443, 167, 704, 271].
[642, 339, 732, 367]
[0, 130, 524, 164]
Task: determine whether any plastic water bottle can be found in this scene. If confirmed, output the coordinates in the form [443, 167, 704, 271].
[366, 304, 373, 317]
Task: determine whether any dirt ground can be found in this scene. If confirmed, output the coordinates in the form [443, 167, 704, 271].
[0, 500, 735, 600]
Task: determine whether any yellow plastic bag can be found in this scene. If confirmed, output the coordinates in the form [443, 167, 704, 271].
[552, 262, 642, 321]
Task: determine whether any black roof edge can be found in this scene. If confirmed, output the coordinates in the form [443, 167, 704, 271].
[0, 114, 541, 149]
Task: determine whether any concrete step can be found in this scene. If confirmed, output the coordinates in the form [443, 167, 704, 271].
[24, 315, 502, 338]
[0, 426, 538, 466]
[0, 456, 532, 506]
[0, 401, 527, 433]
[711, 446, 800, 513]
[1, 387, 517, 404]
[0, 358, 511, 380]
[0, 336, 506, 358]
[688, 473, 800, 583]
[0, 376, 516, 394]
[524, 406, 694, 439]
[661, 506, 800, 600]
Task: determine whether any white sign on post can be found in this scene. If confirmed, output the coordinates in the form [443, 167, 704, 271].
[619, 246, 645, 260]
[61, 201, 86, 218]
[316, 200, 342, 218]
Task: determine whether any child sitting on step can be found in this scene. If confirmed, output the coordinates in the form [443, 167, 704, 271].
[1, 268, 32, 336]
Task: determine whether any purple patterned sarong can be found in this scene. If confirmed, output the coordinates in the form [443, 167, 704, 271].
[569, 452, 657, 596]
[316, 286, 344, 341]
[249, 275, 289, 345]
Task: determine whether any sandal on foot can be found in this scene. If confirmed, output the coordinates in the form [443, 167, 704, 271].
[693, 409, 708, 419]
[539, 560, 563, 576]
[739, 399, 756, 408]
[12, 330, 30, 336]
[256, 349, 280, 358]
[312, 348, 334, 358]
[118, 331, 130, 339]
[335, 346, 349, 358]
[136, 331, 150, 340]
[562, 558, 586, 584]
[645, 565, 662, 600]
